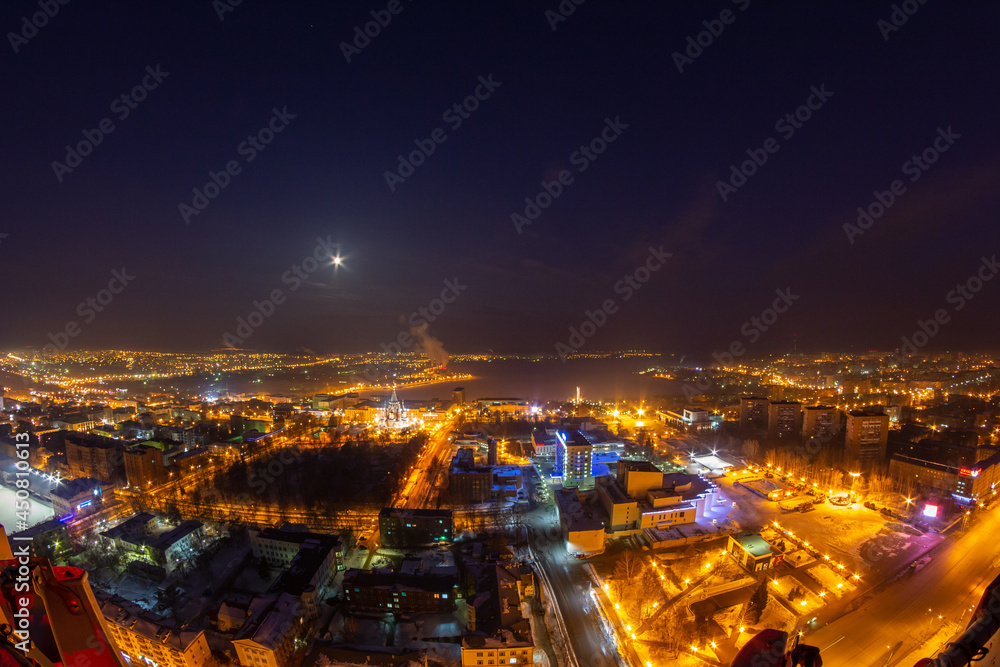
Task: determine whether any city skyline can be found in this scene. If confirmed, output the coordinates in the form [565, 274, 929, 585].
[4, 3, 1000, 666]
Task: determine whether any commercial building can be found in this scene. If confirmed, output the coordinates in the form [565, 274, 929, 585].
[379, 507, 454, 548]
[660, 407, 718, 433]
[803, 406, 839, 439]
[96, 591, 212, 667]
[956, 451, 1000, 502]
[51, 414, 98, 432]
[739, 397, 770, 431]
[845, 409, 890, 466]
[727, 531, 778, 573]
[555, 430, 592, 488]
[595, 461, 724, 533]
[50, 477, 103, 520]
[475, 398, 530, 418]
[767, 401, 802, 438]
[554, 488, 605, 555]
[529, 430, 557, 457]
[343, 569, 457, 614]
[888, 450, 1000, 504]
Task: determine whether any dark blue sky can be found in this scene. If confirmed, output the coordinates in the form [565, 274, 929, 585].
[2, 1, 999, 358]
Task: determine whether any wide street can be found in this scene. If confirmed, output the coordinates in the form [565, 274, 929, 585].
[396, 417, 456, 509]
[529, 515, 621, 667]
[808, 503, 1000, 665]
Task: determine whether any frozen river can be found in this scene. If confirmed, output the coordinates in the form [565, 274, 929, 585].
[0, 485, 54, 535]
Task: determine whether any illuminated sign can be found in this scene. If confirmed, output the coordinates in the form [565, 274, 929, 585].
[959, 468, 980, 478]
[923, 504, 939, 518]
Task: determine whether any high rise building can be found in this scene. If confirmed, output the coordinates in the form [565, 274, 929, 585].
[65, 435, 125, 484]
[124, 443, 170, 488]
[767, 401, 802, 438]
[556, 430, 592, 488]
[845, 409, 890, 466]
[739, 397, 769, 431]
[803, 405, 839, 438]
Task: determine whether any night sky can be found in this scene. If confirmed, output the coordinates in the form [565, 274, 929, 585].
[3, 1, 999, 358]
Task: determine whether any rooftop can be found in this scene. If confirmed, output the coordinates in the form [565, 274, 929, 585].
[50, 477, 101, 500]
[731, 531, 774, 558]
[96, 591, 205, 652]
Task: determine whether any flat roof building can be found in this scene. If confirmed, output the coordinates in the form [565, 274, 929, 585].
[378, 507, 454, 548]
[727, 531, 777, 573]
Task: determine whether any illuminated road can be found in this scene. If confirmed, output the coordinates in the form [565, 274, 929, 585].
[808, 506, 1000, 665]
[529, 521, 620, 667]
[396, 417, 457, 509]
